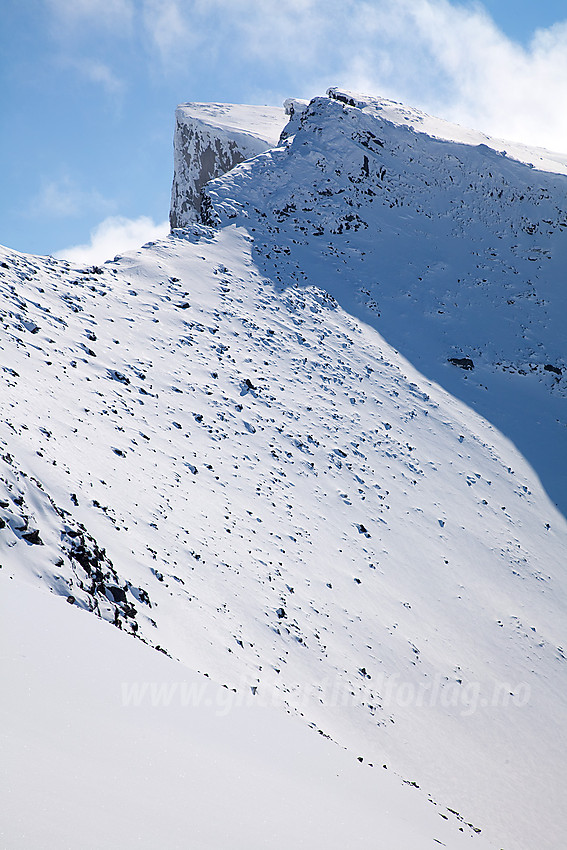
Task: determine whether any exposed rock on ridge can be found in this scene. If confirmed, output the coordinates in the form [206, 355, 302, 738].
[170, 103, 288, 229]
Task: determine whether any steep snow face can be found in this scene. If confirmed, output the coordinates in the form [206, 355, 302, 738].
[203, 90, 567, 514]
[170, 103, 287, 229]
[0, 222, 565, 850]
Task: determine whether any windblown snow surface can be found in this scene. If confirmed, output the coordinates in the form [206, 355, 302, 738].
[1, 573, 496, 850]
[1, 89, 566, 850]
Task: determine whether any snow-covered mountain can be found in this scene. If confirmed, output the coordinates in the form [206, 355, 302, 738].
[2, 88, 566, 850]
[203, 87, 567, 515]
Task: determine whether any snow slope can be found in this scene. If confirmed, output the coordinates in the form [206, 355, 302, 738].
[1, 572, 496, 850]
[1, 89, 566, 850]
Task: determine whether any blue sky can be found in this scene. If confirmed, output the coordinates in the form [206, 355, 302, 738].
[2, 0, 567, 262]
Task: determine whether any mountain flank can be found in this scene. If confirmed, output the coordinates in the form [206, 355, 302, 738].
[1, 88, 566, 850]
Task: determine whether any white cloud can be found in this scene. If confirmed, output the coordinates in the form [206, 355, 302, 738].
[70, 59, 125, 94]
[42, 0, 567, 152]
[82, 61, 124, 94]
[358, 0, 567, 152]
[141, 0, 197, 67]
[43, 2, 128, 96]
[55, 215, 169, 265]
[30, 177, 113, 219]
[135, 0, 567, 152]
[46, 0, 135, 30]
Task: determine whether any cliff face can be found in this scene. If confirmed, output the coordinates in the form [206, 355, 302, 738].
[169, 103, 287, 229]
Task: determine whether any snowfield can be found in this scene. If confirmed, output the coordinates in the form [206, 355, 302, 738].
[1, 88, 566, 850]
[1, 573, 497, 850]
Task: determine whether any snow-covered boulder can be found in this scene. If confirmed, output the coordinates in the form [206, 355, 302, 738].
[169, 103, 288, 229]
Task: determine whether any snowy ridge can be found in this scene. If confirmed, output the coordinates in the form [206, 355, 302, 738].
[170, 102, 287, 228]
[2, 90, 567, 850]
[327, 87, 567, 176]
